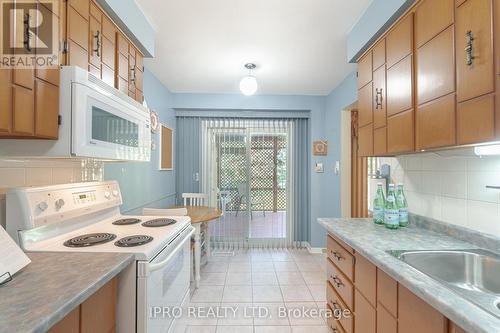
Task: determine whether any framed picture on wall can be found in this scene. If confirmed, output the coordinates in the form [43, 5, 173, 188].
[159, 124, 174, 171]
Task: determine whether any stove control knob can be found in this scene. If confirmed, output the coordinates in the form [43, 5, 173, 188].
[112, 190, 119, 197]
[104, 191, 111, 199]
[55, 199, 65, 210]
[38, 201, 48, 212]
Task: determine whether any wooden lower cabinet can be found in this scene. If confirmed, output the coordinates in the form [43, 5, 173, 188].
[449, 322, 468, 333]
[399, 285, 447, 333]
[47, 278, 116, 333]
[354, 289, 376, 333]
[327, 282, 354, 333]
[387, 109, 414, 154]
[377, 268, 398, 318]
[354, 252, 376, 306]
[377, 303, 397, 333]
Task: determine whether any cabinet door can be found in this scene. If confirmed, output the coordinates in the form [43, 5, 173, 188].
[101, 36, 115, 69]
[377, 269, 398, 318]
[47, 307, 79, 333]
[373, 127, 387, 156]
[377, 304, 397, 333]
[35, 80, 59, 139]
[354, 253, 376, 306]
[136, 52, 144, 72]
[373, 65, 386, 128]
[415, 0, 454, 47]
[89, 15, 102, 68]
[135, 89, 144, 104]
[358, 124, 373, 157]
[101, 64, 115, 87]
[68, 0, 89, 18]
[118, 77, 128, 94]
[135, 68, 143, 92]
[358, 83, 373, 127]
[372, 39, 386, 70]
[387, 55, 413, 116]
[102, 16, 116, 42]
[399, 285, 447, 333]
[35, 2, 59, 86]
[457, 94, 495, 144]
[417, 93, 456, 150]
[358, 52, 372, 88]
[118, 53, 129, 81]
[68, 40, 88, 69]
[456, 0, 494, 102]
[0, 70, 12, 133]
[68, 6, 89, 51]
[354, 289, 375, 333]
[386, 14, 413, 68]
[387, 109, 414, 154]
[117, 34, 129, 56]
[417, 27, 455, 105]
[81, 278, 116, 333]
[12, 85, 34, 136]
[449, 322, 468, 333]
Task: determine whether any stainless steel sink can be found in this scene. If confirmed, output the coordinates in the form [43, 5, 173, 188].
[389, 249, 500, 318]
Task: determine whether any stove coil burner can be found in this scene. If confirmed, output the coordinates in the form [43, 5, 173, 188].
[112, 218, 141, 225]
[63, 233, 117, 247]
[141, 218, 177, 227]
[115, 235, 153, 247]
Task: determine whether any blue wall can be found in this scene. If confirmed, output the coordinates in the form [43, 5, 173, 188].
[347, 0, 415, 62]
[104, 69, 176, 214]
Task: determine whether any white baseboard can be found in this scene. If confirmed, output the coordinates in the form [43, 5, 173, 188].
[305, 243, 326, 254]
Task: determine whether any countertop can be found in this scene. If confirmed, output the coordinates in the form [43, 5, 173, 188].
[318, 217, 500, 333]
[0, 252, 134, 333]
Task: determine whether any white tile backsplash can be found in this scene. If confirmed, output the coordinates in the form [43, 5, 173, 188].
[380, 155, 500, 237]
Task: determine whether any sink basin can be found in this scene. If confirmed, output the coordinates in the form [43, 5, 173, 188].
[389, 249, 500, 318]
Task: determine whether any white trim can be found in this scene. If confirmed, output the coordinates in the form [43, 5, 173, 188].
[340, 109, 352, 218]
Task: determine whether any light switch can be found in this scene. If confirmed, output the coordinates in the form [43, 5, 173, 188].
[335, 161, 340, 175]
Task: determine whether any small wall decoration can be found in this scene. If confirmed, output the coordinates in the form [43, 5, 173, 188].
[159, 124, 174, 171]
[150, 110, 160, 133]
[313, 140, 328, 156]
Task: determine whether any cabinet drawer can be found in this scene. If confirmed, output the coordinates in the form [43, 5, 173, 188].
[456, 0, 494, 103]
[358, 52, 372, 89]
[416, 27, 455, 105]
[358, 82, 373, 127]
[386, 14, 413, 68]
[354, 253, 376, 306]
[354, 289, 376, 333]
[416, 93, 456, 150]
[327, 308, 347, 333]
[415, 0, 454, 47]
[327, 259, 354, 310]
[358, 124, 373, 157]
[457, 94, 495, 144]
[373, 127, 387, 156]
[372, 39, 386, 70]
[387, 55, 413, 116]
[377, 303, 397, 333]
[327, 282, 353, 333]
[327, 235, 354, 281]
[377, 268, 398, 318]
[373, 65, 386, 128]
[387, 109, 414, 154]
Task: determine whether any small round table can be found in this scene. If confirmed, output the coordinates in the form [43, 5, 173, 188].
[172, 206, 223, 288]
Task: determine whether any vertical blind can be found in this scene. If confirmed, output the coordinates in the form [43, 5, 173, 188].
[176, 116, 310, 248]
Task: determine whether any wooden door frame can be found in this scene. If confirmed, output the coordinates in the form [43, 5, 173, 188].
[351, 110, 369, 218]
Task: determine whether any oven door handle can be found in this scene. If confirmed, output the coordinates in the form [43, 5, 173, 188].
[147, 226, 195, 274]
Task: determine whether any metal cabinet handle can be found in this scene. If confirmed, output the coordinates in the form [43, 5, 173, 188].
[331, 250, 344, 261]
[375, 88, 383, 109]
[93, 31, 101, 57]
[329, 300, 341, 311]
[130, 67, 136, 84]
[465, 30, 475, 66]
[331, 275, 344, 288]
[23, 13, 32, 52]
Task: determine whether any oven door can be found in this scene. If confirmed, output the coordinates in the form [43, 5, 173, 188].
[137, 226, 194, 333]
[71, 81, 151, 161]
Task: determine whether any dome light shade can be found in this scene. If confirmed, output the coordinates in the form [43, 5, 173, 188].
[240, 75, 258, 96]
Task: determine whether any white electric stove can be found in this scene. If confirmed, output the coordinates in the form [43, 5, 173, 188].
[6, 181, 194, 333]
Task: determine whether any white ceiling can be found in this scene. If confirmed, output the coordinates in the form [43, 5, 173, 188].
[135, 0, 372, 96]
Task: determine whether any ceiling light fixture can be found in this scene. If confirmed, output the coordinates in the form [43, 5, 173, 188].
[240, 63, 258, 96]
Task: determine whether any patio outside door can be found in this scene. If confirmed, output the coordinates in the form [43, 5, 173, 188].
[200, 118, 291, 249]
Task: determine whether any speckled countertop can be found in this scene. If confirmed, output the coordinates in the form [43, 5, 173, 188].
[0, 252, 134, 333]
[318, 217, 500, 333]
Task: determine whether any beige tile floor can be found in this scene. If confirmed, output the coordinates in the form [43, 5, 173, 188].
[184, 249, 329, 333]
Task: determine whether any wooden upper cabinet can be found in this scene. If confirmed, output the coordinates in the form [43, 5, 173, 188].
[358, 124, 374, 157]
[68, 0, 89, 19]
[354, 290, 376, 333]
[0, 70, 12, 133]
[399, 285, 447, 333]
[67, 6, 89, 51]
[415, 0, 454, 48]
[358, 52, 373, 88]
[416, 26, 455, 104]
[457, 93, 495, 144]
[35, 2, 60, 86]
[417, 93, 456, 150]
[101, 36, 115, 69]
[387, 55, 413, 116]
[35, 80, 59, 139]
[386, 14, 413, 68]
[12, 86, 34, 136]
[89, 15, 102, 68]
[372, 39, 386, 70]
[456, 0, 494, 102]
[373, 127, 387, 156]
[358, 82, 373, 127]
[373, 65, 386, 128]
[102, 16, 116, 42]
[387, 109, 414, 154]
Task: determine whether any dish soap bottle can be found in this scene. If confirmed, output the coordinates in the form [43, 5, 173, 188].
[373, 183, 385, 225]
[396, 183, 409, 227]
[384, 184, 399, 229]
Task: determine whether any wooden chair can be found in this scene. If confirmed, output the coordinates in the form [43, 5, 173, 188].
[142, 208, 188, 216]
[182, 193, 208, 206]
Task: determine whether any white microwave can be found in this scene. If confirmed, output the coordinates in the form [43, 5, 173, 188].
[0, 66, 151, 162]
